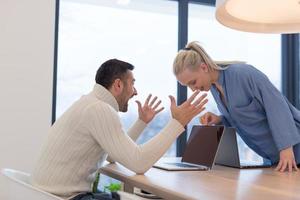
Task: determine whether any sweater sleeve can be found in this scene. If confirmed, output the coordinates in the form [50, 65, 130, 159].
[127, 119, 147, 141]
[84, 102, 184, 174]
[107, 119, 147, 163]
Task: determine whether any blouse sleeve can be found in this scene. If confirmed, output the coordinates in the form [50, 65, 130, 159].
[250, 69, 300, 151]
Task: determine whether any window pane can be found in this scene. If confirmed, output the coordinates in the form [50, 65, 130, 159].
[57, 0, 178, 156]
[187, 4, 281, 162]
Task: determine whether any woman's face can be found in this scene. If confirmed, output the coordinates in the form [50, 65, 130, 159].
[176, 64, 212, 92]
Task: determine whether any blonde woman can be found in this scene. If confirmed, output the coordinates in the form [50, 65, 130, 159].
[173, 41, 300, 173]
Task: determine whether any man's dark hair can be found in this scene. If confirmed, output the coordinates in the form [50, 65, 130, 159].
[95, 59, 134, 89]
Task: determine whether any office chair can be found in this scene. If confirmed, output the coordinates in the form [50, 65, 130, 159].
[0, 168, 63, 200]
[0, 168, 146, 200]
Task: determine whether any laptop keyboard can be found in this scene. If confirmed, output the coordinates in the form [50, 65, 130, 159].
[165, 162, 198, 168]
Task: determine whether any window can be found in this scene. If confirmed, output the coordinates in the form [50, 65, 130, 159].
[187, 3, 281, 162]
[56, 0, 283, 163]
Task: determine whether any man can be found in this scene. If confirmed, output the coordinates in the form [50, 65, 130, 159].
[31, 59, 207, 200]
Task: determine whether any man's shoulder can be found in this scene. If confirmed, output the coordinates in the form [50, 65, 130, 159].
[84, 99, 113, 110]
[83, 99, 118, 118]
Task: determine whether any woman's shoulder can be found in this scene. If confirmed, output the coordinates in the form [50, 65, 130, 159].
[225, 63, 269, 86]
[227, 63, 255, 72]
[226, 63, 264, 78]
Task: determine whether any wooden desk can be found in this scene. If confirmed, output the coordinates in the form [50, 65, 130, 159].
[100, 160, 300, 200]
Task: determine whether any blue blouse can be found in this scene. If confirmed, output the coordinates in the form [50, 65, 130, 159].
[210, 64, 300, 164]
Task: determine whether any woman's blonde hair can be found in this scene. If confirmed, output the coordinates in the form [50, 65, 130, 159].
[173, 41, 245, 75]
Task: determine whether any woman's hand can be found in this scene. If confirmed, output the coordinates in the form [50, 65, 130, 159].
[275, 147, 298, 172]
[135, 94, 164, 124]
[200, 112, 221, 125]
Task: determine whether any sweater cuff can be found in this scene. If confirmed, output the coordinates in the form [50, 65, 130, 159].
[126, 119, 147, 141]
[135, 119, 147, 129]
[165, 118, 185, 137]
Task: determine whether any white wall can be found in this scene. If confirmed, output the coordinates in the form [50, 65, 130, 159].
[0, 0, 55, 175]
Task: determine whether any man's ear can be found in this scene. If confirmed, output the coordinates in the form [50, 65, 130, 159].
[111, 78, 124, 95]
[200, 63, 209, 72]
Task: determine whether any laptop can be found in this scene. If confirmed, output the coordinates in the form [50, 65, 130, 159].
[153, 125, 225, 171]
[215, 127, 272, 168]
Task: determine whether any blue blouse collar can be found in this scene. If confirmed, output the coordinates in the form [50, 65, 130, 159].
[217, 70, 225, 86]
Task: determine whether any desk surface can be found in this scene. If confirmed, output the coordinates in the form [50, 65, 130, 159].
[100, 159, 300, 200]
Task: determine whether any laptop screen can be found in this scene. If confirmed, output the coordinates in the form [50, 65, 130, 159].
[182, 126, 224, 169]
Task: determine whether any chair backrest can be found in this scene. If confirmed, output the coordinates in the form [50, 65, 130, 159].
[0, 168, 64, 200]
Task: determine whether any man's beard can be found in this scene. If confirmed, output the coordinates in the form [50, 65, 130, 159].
[118, 91, 129, 112]
[119, 102, 128, 112]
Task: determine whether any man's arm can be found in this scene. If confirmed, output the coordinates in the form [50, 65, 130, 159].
[127, 94, 164, 141]
[87, 103, 184, 174]
[87, 91, 207, 174]
[106, 119, 146, 163]
[107, 94, 163, 163]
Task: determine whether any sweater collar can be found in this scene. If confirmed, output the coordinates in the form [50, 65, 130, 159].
[92, 84, 119, 111]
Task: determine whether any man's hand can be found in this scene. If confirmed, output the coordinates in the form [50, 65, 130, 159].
[200, 112, 221, 125]
[275, 147, 298, 172]
[135, 94, 164, 124]
[169, 91, 208, 126]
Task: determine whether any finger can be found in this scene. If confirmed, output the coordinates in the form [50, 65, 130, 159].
[192, 102, 207, 115]
[280, 161, 288, 172]
[135, 100, 142, 110]
[192, 94, 208, 107]
[193, 107, 206, 116]
[193, 99, 208, 116]
[288, 160, 293, 172]
[293, 160, 298, 171]
[186, 90, 201, 104]
[169, 95, 176, 108]
[195, 98, 208, 109]
[208, 116, 215, 125]
[199, 116, 204, 124]
[209, 115, 220, 125]
[191, 93, 207, 106]
[200, 114, 208, 125]
[155, 107, 164, 114]
[144, 94, 152, 106]
[149, 96, 158, 107]
[275, 161, 283, 171]
[152, 100, 162, 110]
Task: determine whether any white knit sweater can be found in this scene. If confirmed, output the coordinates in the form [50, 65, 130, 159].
[31, 84, 184, 198]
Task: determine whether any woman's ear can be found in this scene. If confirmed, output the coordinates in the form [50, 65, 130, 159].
[200, 63, 209, 72]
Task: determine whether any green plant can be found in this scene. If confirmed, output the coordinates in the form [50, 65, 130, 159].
[104, 183, 121, 193]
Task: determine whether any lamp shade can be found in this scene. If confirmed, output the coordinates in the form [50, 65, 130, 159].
[215, 0, 300, 33]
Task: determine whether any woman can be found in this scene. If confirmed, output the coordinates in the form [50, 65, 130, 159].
[173, 41, 300, 172]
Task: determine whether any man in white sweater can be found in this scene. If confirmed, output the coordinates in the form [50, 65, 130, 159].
[31, 59, 208, 200]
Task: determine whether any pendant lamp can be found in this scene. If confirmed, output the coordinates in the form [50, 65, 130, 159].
[215, 0, 300, 33]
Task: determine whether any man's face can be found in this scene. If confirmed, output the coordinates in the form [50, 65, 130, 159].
[176, 65, 212, 92]
[118, 71, 137, 112]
